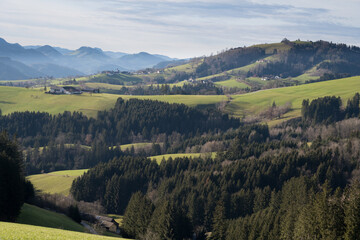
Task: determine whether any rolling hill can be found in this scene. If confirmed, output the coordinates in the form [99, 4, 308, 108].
[27, 169, 88, 196]
[0, 86, 227, 118]
[224, 75, 360, 123]
[1, 76, 360, 122]
[137, 40, 360, 91]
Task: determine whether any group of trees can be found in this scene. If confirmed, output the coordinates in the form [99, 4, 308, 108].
[103, 82, 224, 95]
[0, 98, 239, 148]
[0, 98, 240, 174]
[302, 93, 360, 124]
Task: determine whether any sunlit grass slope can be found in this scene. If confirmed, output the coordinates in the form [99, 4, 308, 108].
[16, 204, 84, 232]
[0, 86, 226, 117]
[27, 169, 88, 196]
[225, 76, 360, 119]
[0, 221, 127, 240]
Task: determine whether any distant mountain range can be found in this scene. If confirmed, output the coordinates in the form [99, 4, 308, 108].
[0, 38, 178, 80]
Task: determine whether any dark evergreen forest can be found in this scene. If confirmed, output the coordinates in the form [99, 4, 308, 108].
[0, 98, 239, 174]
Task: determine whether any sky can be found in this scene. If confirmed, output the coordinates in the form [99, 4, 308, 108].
[0, 0, 359, 59]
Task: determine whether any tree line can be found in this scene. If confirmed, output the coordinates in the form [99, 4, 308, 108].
[302, 93, 359, 124]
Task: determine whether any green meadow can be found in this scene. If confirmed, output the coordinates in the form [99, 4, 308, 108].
[118, 142, 153, 151]
[0, 221, 126, 240]
[2, 76, 360, 123]
[215, 78, 250, 89]
[225, 76, 360, 120]
[27, 169, 88, 196]
[16, 204, 85, 232]
[0, 86, 226, 118]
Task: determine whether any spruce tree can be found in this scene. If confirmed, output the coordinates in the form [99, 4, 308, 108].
[0, 132, 25, 221]
[345, 183, 360, 240]
[122, 192, 154, 238]
[211, 201, 227, 240]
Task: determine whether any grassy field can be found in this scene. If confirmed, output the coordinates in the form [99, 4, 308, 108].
[16, 204, 85, 232]
[0, 86, 226, 117]
[118, 142, 153, 151]
[225, 76, 360, 120]
[150, 152, 216, 164]
[215, 78, 250, 88]
[0, 221, 127, 240]
[2, 76, 360, 123]
[27, 169, 88, 195]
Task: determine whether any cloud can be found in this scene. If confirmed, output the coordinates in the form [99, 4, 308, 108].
[0, 0, 359, 58]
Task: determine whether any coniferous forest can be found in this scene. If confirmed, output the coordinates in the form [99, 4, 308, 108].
[2, 95, 360, 239]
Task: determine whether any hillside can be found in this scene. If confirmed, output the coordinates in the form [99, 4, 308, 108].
[136, 40, 360, 91]
[224, 76, 360, 122]
[0, 221, 127, 240]
[0, 86, 227, 117]
[28, 170, 88, 195]
[1, 76, 360, 124]
[17, 203, 85, 232]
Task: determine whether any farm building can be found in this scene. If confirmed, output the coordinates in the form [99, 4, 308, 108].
[48, 86, 99, 95]
[49, 86, 66, 94]
[48, 86, 82, 95]
[62, 86, 82, 94]
[95, 215, 120, 234]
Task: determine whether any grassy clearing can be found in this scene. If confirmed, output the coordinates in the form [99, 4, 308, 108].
[0, 86, 226, 117]
[107, 214, 123, 226]
[215, 78, 250, 88]
[0, 221, 127, 240]
[0, 87, 120, 118]
[27, 169, 88, 195]
[150, 152, 216, 164]
[118, 142, 153, 151]
[225, 76, 360, 120]
[16, 204, 85, 232]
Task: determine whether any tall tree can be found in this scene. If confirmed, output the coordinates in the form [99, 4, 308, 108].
[0, 132, 25, 221]
[345, 183, 360, 240]
[211, 201, 227, 240]
[122, 192, 154, 239]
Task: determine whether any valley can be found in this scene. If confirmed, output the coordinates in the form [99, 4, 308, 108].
[2, 39, 360, 240]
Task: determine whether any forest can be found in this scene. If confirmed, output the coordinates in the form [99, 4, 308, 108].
[69, 94, 360, 240]
[2, 95, 360, 240]
[0, 98, 239, 174]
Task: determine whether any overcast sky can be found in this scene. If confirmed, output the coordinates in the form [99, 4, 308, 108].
[0, 0, 359, 58]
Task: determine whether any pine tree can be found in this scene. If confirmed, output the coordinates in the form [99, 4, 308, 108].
[345, 183, 360, 240]
[148, 200, 176, 240]
[211, 201, 227, 240]
[122, 192, 154, 238]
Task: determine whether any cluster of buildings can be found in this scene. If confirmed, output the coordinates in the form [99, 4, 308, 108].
[47, 86, 100, 95]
